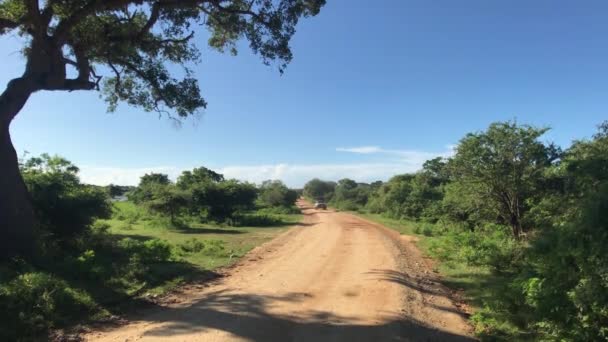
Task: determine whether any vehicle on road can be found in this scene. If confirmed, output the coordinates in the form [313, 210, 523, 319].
[314, 201, 327, 210]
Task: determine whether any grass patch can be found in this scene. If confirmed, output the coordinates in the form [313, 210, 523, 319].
[103, 201, 300, 274]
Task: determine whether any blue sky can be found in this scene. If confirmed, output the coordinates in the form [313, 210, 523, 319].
[4, 0, 608, 187]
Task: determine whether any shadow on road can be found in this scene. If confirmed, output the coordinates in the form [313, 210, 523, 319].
[118, 290, 475, 341]
[366, 269, 446, 297]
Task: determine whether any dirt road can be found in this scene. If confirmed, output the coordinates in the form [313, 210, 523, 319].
[86, 201, 473, 341]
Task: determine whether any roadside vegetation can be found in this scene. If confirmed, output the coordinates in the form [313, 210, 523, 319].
[0, 155, 300, 341]
[304, 120, 608, 341]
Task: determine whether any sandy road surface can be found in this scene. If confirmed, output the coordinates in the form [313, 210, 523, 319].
[86, 201, 473, 342]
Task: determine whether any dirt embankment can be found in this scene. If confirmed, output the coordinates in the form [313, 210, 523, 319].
[85, 201, 473, 341]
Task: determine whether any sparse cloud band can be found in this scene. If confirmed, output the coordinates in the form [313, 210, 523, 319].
[79, 146, 454, 188]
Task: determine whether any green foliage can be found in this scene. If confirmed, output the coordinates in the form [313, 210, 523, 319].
[20, 154, 111, 241]
[105, 184, 133, 198]
[0, 271, 98, 341]
[129, 168, 260, 224]
[177, 167, 224, 188]
[303, 178, 336, 201]
[177, 239, 228, 257]
[1, 0, 325, 118]
[128, 173, 172, 204]
[258, 180, 298, 207]
[191, 179, 258, 221]
[256, 205, 301, 215]
[229, 212, 285, 227]
[143, 184, 192, 224]
[6, 155, 304, 340]
[330, 178, 376, 211]
[333, 121, 608, 341]
[516, 140, 608, 340]
[365, 172, 443, 221]
[118, 238, 174, 263]
[449, 121, 560, 238]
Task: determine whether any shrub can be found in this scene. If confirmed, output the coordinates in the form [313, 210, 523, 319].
[178, 238, 206, 253]
[199, 240, 227, 256]
[0, 272, 98, 340]
[117, 238, 174, 263]
[21, 154, 111, 242]
[229, 213, 284, 227]
[256, 206, 300, 215]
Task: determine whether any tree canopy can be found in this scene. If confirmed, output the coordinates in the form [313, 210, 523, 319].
[0, 0, 325, 117]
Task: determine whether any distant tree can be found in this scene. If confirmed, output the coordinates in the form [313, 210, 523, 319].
[303, 178, 335, 201]
[129, 173, 171, 204]
[192, 180, 257, 221]
[140, 173, 171, 186]
[106, 183, 132, 198]
[143, 184, 191, 224]
[106, 184, 121, 198]
[449, 121, 560, 238]
[177, 167, 224, 189]
[366, 174, 415, 218]
[258, 180, 297, 207]
[0, 0, 326, 257]
[331, 178, 372, 210]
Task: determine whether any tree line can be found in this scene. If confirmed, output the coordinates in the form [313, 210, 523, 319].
[128, 168, 299, 226]
[304, 120, 608, 340]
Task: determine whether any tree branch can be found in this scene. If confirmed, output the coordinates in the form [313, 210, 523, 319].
[53, 0, 135, 43]
[0, 18, 19, 32]
[108, 60, 122, 93]
[138, 2, 162, 38]
[120, 59, 173, 111]
[54, 78, 96, 91]
[210, 0, 269, 26]
[54, 0, 212, 43]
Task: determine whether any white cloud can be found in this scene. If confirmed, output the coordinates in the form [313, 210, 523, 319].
[335, 146, 383, 154]
[79, 146, 454, 188]
[79, 165, 183, 186]
[336, 145, 454, 166]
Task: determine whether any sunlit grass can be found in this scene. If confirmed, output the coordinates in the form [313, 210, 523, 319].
[102, 201, 300, 270]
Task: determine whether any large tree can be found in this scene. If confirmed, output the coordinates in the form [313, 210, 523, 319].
[449, 121, 560, 238]
[0, 0, 325, 257]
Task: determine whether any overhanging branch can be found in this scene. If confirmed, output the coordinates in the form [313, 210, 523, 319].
[0, 17, 20, 32]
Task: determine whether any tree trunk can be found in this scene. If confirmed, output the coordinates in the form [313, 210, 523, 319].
[0, 78, 36, 259]
[510, 214, 522, 240]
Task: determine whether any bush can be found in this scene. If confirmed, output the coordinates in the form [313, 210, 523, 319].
[0, 272, 98, 340]
[177, 239, 228, 257]
[21, 154, 111, 242]
[229, 213, 285, 227]
[117, 238, 174, 263]
[178, 238, 205, 253]
[256, 206, 300, 215]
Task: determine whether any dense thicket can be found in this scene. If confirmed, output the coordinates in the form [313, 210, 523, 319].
[318, 120, 608, 341]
